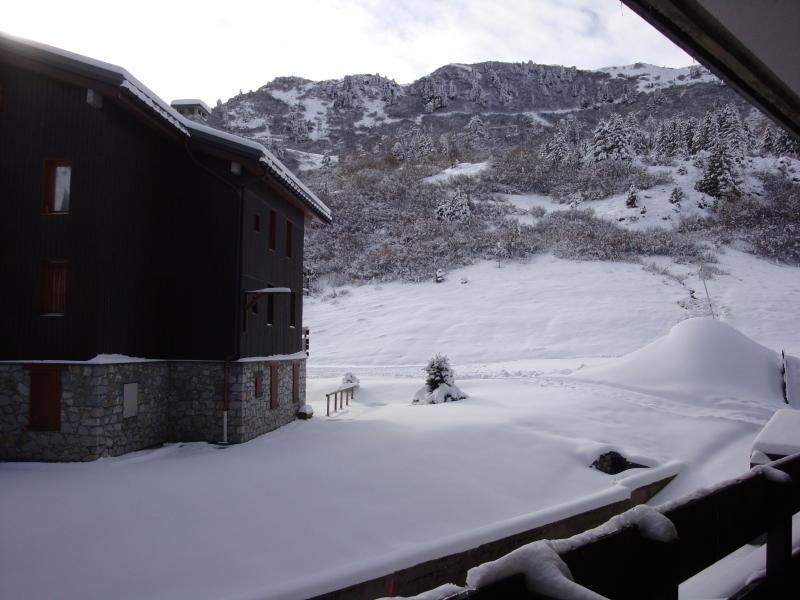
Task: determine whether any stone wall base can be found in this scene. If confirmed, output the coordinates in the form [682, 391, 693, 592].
[0, 358, 306, 462]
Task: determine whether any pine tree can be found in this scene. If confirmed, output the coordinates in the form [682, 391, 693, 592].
[542, 123, 573, 166]
[696, 140, 740, 199]
[717, 104, 745, 164]
[681, 117, 699, 156]
[590, 114, 632, 162]
[774, 128, 800, 156]
[435, 189, 471, 222]
[669, 187, 685, 211]
[655, 119, 682, 160]
[425, 354, 454, 392]
[465, 115, 486, 138]
[759, 125, 777, 155]
[626, 185, 639, 208]
[693, 110, 718, 153]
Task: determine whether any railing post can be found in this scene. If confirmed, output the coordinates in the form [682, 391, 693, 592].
[765, 471, 794, 599]
[641, 536, 680, 600]
[326, 393, 330, 417]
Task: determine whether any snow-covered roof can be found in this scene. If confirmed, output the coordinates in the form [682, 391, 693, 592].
[0, 31, 331, 223]
[171, 98, 212, 113]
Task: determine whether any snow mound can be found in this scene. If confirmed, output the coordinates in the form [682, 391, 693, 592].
[575, 317, 783, 404]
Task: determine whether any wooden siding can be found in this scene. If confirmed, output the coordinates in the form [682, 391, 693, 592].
[239, 184, 305, 357]
[0, 63, 242, 360]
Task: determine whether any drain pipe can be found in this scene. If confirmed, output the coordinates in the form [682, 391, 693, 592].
[222, 358, 231, 444]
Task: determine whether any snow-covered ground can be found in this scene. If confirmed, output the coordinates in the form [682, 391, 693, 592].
[597, 63, 719, 93]
[422, 161, 489, 184]
[3, 249, 800, 599]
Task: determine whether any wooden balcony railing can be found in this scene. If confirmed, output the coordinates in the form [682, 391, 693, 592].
[446, 453, 800, 600]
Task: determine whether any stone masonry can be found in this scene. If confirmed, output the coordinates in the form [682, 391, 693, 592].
[0, 358, 307, 462]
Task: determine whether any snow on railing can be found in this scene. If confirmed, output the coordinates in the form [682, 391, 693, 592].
[438, 452, 800, 600]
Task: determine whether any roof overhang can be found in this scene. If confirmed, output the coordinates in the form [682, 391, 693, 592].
[622, 0, 800, 140]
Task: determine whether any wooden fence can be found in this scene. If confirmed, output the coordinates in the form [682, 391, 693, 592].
[448, 452, 800, 600]
[326, 384, 357, 416]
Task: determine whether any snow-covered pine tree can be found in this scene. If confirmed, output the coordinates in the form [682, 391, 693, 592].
[696, 140, 741, 199]
[717, 104, 745, 164]
[759, 125, 776, 156]
[626, 185, 639, 208]
[693, 110, 718, 153]
[412, 354, 467, 404]
[681, 117, 699, 156]
[669, 186, 685, 210]
[655, 119, 682, 160]
[391, 141, 405, 161]
[589, 114, 632, 162]
[624, 113, 647, 156]
[774, 128, 800, 156]
[495, 220, 528, 259]
[542, 124, 573, 166]
[435, 188, 471, 222]
[285, 106, 310, 142]
[465, 114, 486, 138]
[425, 354, 452, 391]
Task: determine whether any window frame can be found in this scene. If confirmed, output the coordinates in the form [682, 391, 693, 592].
[43, 159, 72, 215]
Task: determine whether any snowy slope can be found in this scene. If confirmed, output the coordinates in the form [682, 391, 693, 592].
[597, 63, 719, 93]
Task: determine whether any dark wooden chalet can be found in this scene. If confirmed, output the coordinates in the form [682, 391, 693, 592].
[0, 33, 331, 461]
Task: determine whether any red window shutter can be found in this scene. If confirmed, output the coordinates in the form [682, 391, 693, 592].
[28, 366, 62, 431]
[270, 364, 279, 409]
[286, 221, 293, 257]
[292, 361, 300, 403]
[41, 261, 67, 315]
[255, 371, 263, 397]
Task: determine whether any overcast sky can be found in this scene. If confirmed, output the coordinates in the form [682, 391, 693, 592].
[5, 0, 692, 106]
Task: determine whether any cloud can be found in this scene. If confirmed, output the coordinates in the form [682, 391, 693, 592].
[3, 0, 692, 105]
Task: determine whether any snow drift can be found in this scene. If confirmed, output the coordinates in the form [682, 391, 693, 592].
[574, 317, 784, 405]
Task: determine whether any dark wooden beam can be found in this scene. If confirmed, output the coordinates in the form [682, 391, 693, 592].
[621, 0, 800, 140]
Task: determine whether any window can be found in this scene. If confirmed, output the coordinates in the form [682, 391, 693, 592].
[27, 366, 62, 431]
[268, 210, 277, 251]
[40, 261, 67, 316]
[255, 371, 263, 398]
[254, 213, 261, 232]
[267, 288, 274, 326]
[44, 160, 71, 214]
[123, 383, 138, 418]
[270, 364, 279, 409]
[285, 221, 294, 257]
[290, 291, 297, 327]
[292, 361, 300, 403]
